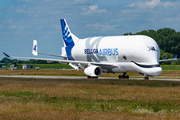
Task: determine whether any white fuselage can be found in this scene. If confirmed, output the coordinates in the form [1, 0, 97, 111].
[71, 35, 162, 76]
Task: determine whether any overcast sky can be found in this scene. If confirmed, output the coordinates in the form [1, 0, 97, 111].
[0, 0, 180, 60]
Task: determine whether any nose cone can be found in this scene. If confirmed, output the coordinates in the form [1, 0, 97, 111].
[151, 67, 162, 76]
[131, 35, 160, 64]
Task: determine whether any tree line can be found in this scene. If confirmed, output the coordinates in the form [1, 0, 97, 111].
[0, 57, 58, 65]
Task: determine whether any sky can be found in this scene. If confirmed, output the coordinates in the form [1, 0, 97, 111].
[0, 0, 180, 60]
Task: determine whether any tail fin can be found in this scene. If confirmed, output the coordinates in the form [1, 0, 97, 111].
[60, 19, 79, 60]
[32, 40, 38, 56]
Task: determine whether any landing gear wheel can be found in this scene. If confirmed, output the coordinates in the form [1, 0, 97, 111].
[121, 72, 126, 78]
[118, 75, 121, 79]
[87, 76, 98, 79]
[144, 76, 149, 80]
[125, 75, 129, 79]
[118, 74, 129, 79]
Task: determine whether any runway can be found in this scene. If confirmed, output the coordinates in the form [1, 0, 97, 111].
[0, 75, 180, 82]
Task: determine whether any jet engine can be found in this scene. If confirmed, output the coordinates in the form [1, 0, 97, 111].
[84, 65, 102, 77]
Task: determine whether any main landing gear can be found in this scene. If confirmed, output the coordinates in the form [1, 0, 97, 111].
[118, 73, 129, 79]
[144, 76, 149, 80]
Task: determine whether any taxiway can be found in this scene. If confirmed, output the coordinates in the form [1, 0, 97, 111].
[0, 75, 180, 82]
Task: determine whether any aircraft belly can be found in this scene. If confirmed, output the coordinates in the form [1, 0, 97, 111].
[101, 62, 135, 73]
[115, 63, 135, 72]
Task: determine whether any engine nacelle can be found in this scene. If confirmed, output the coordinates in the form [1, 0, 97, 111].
[84, 66, 102, 77]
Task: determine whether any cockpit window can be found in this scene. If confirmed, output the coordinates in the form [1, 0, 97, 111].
[131, 61, 160, 68]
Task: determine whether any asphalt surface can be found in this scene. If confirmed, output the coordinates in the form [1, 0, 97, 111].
[0, 75, 180, 81]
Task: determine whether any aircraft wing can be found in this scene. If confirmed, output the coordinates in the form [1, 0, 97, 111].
[159, 55, 177, 62]
[3, 52, 119, 69]
[38, 52, 67, 59]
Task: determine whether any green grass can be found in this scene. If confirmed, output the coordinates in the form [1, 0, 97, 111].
[161, 65, 180, 71]
[0, 91, 179, 113]
[17, 64, 73, 69]
[0, 91, 41, 97]
[33, 64, 73, 69]
[1, 77, 180, 119]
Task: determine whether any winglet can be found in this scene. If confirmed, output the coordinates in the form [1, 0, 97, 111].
[3, 52, 10, 57]
[174, 55, 177, 59]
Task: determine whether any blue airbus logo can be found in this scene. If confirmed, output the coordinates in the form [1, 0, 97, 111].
[147, 46, 158, 51]
[34, 45, 37, 51]
[84, 48, 119, 56]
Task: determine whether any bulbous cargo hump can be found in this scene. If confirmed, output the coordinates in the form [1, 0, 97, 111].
[71, 35, 160, 64]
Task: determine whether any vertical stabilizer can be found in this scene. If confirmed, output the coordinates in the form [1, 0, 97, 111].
[32, 40, 38, 56]
[60, 19, 79, 60]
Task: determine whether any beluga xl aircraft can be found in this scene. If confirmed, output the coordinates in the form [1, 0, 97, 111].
[3, 19, 178, 79]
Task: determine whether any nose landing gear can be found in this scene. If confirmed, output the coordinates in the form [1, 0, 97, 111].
[139, 73, 150, 80]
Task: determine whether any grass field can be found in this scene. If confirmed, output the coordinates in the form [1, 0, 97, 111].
[25, 64, 73, 69]
[161, 65, 180, 71]
[0, 76, 180, 119]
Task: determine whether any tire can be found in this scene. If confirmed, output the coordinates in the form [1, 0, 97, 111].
[87, 76, 98, 79]
[87, 76, 91, 79]
[118, 75, 121, 79]
[144, 76, 149, 80]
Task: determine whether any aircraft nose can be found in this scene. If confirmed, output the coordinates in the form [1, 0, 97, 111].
[151, 67, 162, 76]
